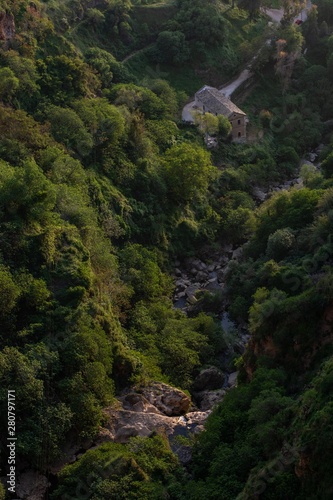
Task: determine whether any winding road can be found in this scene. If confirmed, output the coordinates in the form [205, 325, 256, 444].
[182, 1, 312, 123]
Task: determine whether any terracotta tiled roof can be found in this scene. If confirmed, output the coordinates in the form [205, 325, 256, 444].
[195, 86, 246, 117]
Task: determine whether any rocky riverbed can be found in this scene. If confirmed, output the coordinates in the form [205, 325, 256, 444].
[171, 146, 323, 396]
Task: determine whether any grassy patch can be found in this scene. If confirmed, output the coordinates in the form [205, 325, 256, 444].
[125, 51, 205, 95]
[132, 3, 176, 30]
[264, 0, 282, 8]
[240, 63, 283, 118]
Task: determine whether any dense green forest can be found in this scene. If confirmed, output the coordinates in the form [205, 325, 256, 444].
[1, 0, 333, 498]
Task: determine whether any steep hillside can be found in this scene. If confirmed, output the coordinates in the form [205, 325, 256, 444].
[0, 0, 333, 499]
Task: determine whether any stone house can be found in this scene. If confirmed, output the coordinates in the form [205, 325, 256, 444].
[194, 86, 247, 141]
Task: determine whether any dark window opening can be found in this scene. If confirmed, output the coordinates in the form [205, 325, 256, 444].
[238, 132, 241, 137]
[238, 119, 241, 125]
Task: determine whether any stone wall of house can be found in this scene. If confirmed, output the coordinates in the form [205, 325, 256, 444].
[229, 113, 246, 140]
[194, 96, 204, 112]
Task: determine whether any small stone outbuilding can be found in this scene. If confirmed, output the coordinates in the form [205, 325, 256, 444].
[195, 86, 246, 141]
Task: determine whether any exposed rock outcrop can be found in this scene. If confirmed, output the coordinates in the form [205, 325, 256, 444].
[0, 12, 15, 40]
[92, 381, 227, 466]
[91, 383, 207, 463]
[192, 366, 225, 392]
[193, 389, 226, 411]
[138, 383, 191, 416]
[102, 408, 210, 444]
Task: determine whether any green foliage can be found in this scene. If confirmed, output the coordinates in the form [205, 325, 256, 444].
[110, 83, 168, 120]
[163, 143, 215, 204]
[119, 244, 173, 303]
[156, 30, 190, 65]
[266, 228, 296, 261]
[47, 106, 94, 157]
[0, 0, 333, 496]
[218, 114, 233, 138]
[0, 266, 20, 317]
[0, 67, 19, 103]
[37, 54, 99, 104]
[52, 436, 179, 499]
[85, 47, 133, 86]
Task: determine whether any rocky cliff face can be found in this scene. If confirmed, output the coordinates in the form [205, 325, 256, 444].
[244, 301, 333, 379]
[98, 383, 206, 464]
[0, 12, 15, 41]
[98, 380, 231, 464]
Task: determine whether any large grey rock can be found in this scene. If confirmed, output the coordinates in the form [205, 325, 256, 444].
[176, 280, 186, 291]
[102, 408, 210, 446]
[228, 371, 239, 388]
[192, 367, 225, 392]
[118, 393, 161, 414]
[185, 285, 200, 298]
[253, 187, 267, 201]
[195, 389, 226, 411]
[173, 445, 192, 464]
[196, 270, 208, 281]
[232, 247, 243, 261]
[107, 410, 181, 443]
[140, 383, 191, 416]
[207, 263, 216, 272]
[187, 295, 198, 305]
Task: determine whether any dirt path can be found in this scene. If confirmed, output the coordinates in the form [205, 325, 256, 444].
[219, 67, 252, 97]
[182, 1, 312, 123]
[121, 44, 154, 63]
[263, 0, 312, 23]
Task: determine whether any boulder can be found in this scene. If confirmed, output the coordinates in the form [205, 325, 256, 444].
[232, 247, 243, 261]
[107, 410, 179, 443]
[196, 270, 208, 282]
[185, 285, 200, 297]
[102, 408, 209, 447]
[253, 187, 267, 202]
[187, 295, 198, 305]
[118, 393, 161, 414]
[139, 383, 191, 416]
[195, 389, 226, 411]
[173, 445, 192, 464]
[207, 263, 216, 272]
[192, 367, 225, 392]
[176, 280, 186, 291]
[228, 371, 238, 388]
